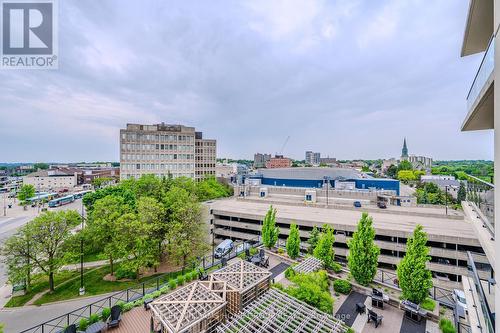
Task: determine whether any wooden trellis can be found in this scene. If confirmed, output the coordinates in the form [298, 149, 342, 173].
[216, 288, 349, 333]
[209, 259, 272, 313]
[293, 257, 324, 274]
[150, 281, 226, 333]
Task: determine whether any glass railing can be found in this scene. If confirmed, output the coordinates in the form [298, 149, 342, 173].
[467, 36, 495, 110]
[466, 174, 494, 230]
[467, 252, 495, 333]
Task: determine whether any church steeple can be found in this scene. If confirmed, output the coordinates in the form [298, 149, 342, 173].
[401, 138, 408, 158]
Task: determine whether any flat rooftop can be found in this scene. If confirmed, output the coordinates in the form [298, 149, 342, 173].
[210, 198, 477, 242]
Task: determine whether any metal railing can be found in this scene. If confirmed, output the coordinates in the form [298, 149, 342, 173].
[19, 237, 262, 333]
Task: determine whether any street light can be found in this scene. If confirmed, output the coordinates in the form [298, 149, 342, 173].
[445, 185, 449, 216]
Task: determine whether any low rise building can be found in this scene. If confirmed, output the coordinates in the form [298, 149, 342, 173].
[253, 153, 271, 168]
[23, 169, 78, 190]
[265, 155, 292, 168]
[305, 151, 321, 166]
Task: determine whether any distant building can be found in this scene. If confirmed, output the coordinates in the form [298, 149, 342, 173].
[253, 153, 271, 168]
[421, 175, 456, 181]
[381, 158, 397, 173]
[305, 151, 321, 166]
[265, 155, 292, 169]
[421, 176, 466, 199]
[319, 157, 337, 165]
[400, 138, 432, 169]
[120, 123, 216, 181]
[23, 169, 78, 190]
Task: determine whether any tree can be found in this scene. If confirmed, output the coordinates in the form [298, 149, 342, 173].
[398, 170, 416, 183]
[33, 163, 49, 170]
[17, 184, 35, 205]
[137, 197, 166, 266]
[397, 225, 433, 304]
[307, 226, 321, 254]
[2, 228, 33, 291]
[166, 187, 209, 268]
[23, 210, 80, 291]
[398, 160, 413, 171]
[87, 195, 131, 275]
[313, 225, 335, 269]
[386, 164, 398, 179]
[348, 213, 380, 286]
[91, 177, 114, 189]
[262, 206, 279, 249]
[286, 224, 300, 259]
[457, 182, 466, 202]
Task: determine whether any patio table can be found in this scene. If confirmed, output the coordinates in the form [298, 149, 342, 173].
[85, 322, 106, 333]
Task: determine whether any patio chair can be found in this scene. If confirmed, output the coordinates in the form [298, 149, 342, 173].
[221, 257, 228, 267]
[107, 305, 122, 329]
[245, 249, 251, 258]
[372, 288, 383, 297]
[367, 309, 383, 328]
[57, 324, 82, 333]
[260, 256, 269, 268]
[259, 249, 265, 259]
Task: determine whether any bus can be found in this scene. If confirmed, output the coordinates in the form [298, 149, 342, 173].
[48, 194, 75, 208]
[27, 192, 57, 204]
[73, 190, 91, 199]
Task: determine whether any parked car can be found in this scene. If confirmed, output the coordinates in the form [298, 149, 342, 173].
[353, 201, 362, 208]
[377, 201, 387, 209]
[453, 289, 468, 318]
[214, 239, 234, 258]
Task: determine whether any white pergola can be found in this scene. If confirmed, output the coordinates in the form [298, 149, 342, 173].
[293, 257, 324, 274]
[216, 288, 349, 333]
[150, 281, 226, 333]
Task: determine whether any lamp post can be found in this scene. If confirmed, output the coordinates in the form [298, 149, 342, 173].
[3, 192, 6, 217]
[79, 198, 85, 296]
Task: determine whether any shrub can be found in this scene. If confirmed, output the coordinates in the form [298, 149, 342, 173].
[346, 328, 355, 333]
[420, 298, 436, 311]
[177, 275, 185, 286]
[115, 266, 137, 280]
[331, 262, 342, 273]
[284, 267, 296, 279]
[100, 307, 111, 321]
[116, 301, 126, 311]
[89, 314, 100, 324]
[333, 279, 352, 294]
[134, 299, 143, 307]
[272, 283, 285, 291]
[123, 302, 134, 312]
[439, 318, 456, 333]
[160, 286, 169, 294]
[168, 279, 177, 289]
[78, 318, 89, 331]
[286, 271, 333, 313]
[277, 248, 285, 255]
[249, 247, 258, 256]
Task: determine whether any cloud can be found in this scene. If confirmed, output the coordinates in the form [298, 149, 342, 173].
[0, 0, 492, 162]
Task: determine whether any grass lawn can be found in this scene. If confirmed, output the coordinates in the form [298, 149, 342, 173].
[63, 252, 108, 265]
[5, 270, 83, 307]
[34, 265, 183, 305]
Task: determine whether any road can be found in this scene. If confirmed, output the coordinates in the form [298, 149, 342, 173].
[0, 197, 86, 308]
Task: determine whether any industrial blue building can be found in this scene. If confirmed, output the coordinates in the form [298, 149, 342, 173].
[248, 167, 400, 195]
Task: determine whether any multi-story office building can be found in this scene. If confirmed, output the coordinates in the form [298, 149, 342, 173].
[120, 123, 216, 180]
[23, 169, 78, 190]
[305, 151, 321, 166]
[253, 153, 271, 168]
[460, 1, 497, 331]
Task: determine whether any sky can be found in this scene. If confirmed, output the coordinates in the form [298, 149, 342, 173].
[0, 0, 494, 162]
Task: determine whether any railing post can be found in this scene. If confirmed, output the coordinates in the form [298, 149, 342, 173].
[109, 296, 111, 308]
[156, 278, 159, 290]
[126, 289, 129, 302]
[89, 304, 92, 315]
[381, 272, 384, 283]
[142, 283, 145, 296]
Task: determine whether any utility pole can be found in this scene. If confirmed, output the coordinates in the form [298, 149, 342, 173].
[3, 192, 6, 217]
[79, 198, 85, 295]
[445, 186, 448, 216]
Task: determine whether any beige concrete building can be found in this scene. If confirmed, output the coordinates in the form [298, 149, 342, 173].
[207, 197, 489, 290]
[460, 1, 498, 331]
[120, 123, 216, 180]
[23, 170, 78, 190]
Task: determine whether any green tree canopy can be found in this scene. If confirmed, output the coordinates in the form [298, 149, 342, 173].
[397, 225, 433, 304]
[262, 206, 279, 249]
[307, 226, 321, 254]
[286, 224, 300, 259]
[17, 184, 35, 204]
[313, 225, 335, 269]
[348, 213, 380, 286]
[398, 160, 413, 171]
[457, 182, 466, 202]
[398, 170, 416, 183]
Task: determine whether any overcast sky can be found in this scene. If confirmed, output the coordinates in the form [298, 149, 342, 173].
[0, 0, 493, 162]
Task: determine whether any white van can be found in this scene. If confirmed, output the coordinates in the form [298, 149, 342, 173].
[214, 239, 234, 258]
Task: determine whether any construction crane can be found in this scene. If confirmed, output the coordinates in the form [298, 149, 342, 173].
[276, 136, 290, 156]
